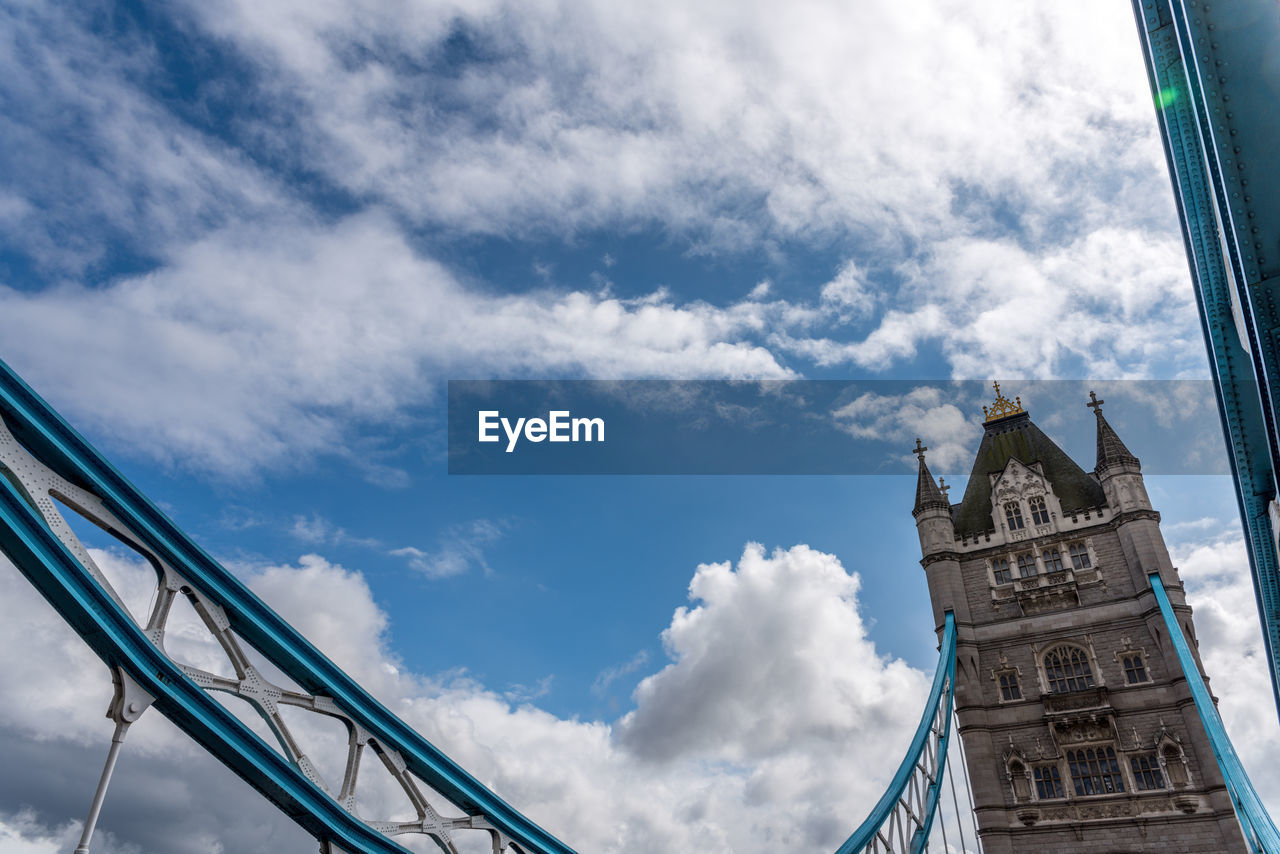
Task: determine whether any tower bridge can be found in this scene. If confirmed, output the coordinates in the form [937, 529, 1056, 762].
[2, 361, 1277, 852]
[3, 0, 1280, 850]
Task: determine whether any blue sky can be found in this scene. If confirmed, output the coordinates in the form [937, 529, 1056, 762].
[1, 1, 1277, 852]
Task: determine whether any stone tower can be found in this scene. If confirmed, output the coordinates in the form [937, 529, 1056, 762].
[913, 384, 1246, 853]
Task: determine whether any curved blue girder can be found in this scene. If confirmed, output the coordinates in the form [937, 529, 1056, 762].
[1129, 0, 1280, 722]
[837, 612, 956, 854]
[0, 356, 576, 854]
[1149, 573, 1280, 853]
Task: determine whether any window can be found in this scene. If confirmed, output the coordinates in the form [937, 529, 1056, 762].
[1069, 542, 1092, 570]
[1131, 753, 1166, 791]
[1044, 645, 1095, 693]
[1067, 746, 1125, 795]
[1042, 547, 1065, 573]
[1017, 553, 1037, 578]
[1033, 764, 1064, 799]
[991, 557, 1012, 585]
[998, 671, 1021, 701]
[1123, 654, 1149, 684]
[1004, 502, 1025, 531]
[1029, 496, 1050, 526]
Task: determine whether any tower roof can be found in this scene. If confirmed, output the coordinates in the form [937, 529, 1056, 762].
[912, 438, 949, 516]
[951, 387, 1106, 537]
[1089, 390, 1139, 470]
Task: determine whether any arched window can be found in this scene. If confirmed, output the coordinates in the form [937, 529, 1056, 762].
[991, 557, 1012, 585]
[1042, 547, 1065, 573]
[1044, 645, 1094, 693]
[1004, 502, 1025, 531]
[1029, 496, 1050, 526]
[1068, 542, 1091, 569]
[1016, 553, 1037, 578]
[1067, 746, 1124, 795]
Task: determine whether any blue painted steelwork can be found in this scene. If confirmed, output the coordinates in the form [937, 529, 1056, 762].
[0, 357, 576, 854]
[1149, 572, 1280, 853]
[1129, 0, 1280, 719]
[836, 612, 956, 854]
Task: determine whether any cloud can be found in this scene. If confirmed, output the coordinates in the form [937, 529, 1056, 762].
[0, 543, 928, 853]
[288, 514, 382, 549]
[170, 0, 1167, 254]
[591, 651, 650, 699]
[616, 543, 928, 767]
[0, 0, 1216, 483]
[391, 518, 509, 579]
[831, 386, 980, 472]
[0, 214, 794, 477]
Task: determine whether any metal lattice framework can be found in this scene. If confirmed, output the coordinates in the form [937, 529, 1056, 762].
[1129, 0, 1280, 721]
[0, 357, 577, 854]
[1149, 573, 1280, 853]
[836, 612, 956, 854]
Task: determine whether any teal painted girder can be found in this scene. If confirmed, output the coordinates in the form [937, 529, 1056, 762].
[0, 357, 577, 854]
[836, 612, 956, 854]
[1150, 573, 1280, 852]
[1129, 0, 1280, 721]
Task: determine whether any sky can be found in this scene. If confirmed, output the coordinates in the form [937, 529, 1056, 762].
[1, 0, 1278, 852]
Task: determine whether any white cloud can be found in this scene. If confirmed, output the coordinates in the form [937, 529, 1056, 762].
[0, 214, 794, 476]
[391, 518, 508, 579]
[0, 809, 141, 854]
[591, 650, 650, 699]
[831, 386, 979, 472]
[173, 0, 1167, 253]
[616, 544, 928, 766]
[0, 0, 1215, 481]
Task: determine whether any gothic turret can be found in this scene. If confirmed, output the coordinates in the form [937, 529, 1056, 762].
[912, 438, 970, 627]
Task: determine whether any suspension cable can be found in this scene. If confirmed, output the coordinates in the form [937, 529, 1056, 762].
[954, 710, 982, 851]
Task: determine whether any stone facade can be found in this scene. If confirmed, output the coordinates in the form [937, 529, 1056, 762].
[912, 388, 1246, 853]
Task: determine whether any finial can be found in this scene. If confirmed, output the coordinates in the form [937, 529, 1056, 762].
[1087, 390, 1104, 414]
[938, 477, 950, 499]
[913, 437, 928, 461]
[983, 380, 1027, 423]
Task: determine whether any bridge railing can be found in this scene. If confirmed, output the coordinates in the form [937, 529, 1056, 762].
[0, 356, 576, 854]
[1149, 572, 1280, 854]
[836, 611, 956, 854]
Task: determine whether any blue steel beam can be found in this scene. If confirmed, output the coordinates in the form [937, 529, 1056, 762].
[836, 612, 956, 854]
[0, 357, 576, 854]
[1149, 572, 1280, 853]
[1129, 0, 1280, 720]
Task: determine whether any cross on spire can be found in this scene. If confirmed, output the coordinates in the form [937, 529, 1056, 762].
[1087, 390, 1104, 414]
[913, 437, 928, 461]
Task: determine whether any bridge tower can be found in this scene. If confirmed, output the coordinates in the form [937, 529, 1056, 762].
[913, 384, 1246, 853]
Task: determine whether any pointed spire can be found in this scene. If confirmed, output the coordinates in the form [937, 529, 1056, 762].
[913, 438, 950, 516]
[1088, 391, 1139, 471]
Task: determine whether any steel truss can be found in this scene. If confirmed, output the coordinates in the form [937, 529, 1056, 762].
[837, 612, 957, 854]
[0, 357, 576, 854]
